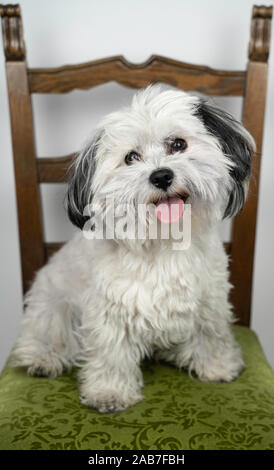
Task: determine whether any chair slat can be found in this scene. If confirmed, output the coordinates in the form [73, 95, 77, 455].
[37, 155, 75, 183]
[28, 55, 246, 96]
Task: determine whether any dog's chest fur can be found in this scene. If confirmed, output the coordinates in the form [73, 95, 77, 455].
[50, 231, 228, 354]
[62, 233, 226, 351]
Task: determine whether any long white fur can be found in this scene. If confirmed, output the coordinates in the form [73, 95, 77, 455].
[10, 86, 248, 413]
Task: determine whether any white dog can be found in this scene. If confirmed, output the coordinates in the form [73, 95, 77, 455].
[11, 86, 254, 413]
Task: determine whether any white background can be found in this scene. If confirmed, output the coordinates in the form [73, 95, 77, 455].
[0, 0, 273, 370]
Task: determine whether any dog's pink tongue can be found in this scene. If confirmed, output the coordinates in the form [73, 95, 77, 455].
[155, 198, 184, 224]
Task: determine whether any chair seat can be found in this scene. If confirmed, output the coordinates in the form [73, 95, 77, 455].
[0, 326, 273, 450]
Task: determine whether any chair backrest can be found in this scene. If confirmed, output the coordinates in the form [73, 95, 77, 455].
[0, 4, 272, 326]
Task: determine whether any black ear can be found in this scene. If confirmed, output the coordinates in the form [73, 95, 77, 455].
[66, 132, 101, 229]
[195, 100, 255, 218]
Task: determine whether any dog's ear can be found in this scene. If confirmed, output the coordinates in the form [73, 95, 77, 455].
[66, 132, 101, 229]
[195, 100, 255, 218]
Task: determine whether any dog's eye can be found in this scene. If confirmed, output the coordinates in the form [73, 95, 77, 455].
[169, 138, 187, 154]
[125, 151, 142, 165]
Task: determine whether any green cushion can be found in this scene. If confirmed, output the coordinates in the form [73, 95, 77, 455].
[0, 326, 274, 450]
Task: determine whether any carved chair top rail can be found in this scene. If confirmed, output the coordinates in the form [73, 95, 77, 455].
[28, 55, 246, 96]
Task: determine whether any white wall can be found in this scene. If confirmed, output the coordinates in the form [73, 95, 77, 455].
[0, 0, 273, 370]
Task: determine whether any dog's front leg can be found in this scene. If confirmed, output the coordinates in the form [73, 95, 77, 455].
[79, 316, 144, 413]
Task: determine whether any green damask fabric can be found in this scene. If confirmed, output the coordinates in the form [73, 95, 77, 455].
[0, 326, 274, 450]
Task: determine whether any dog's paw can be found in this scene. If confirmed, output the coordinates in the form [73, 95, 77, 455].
[192, 355, 245, 383]
[10, 343, 66, 379]
[80, 390, 143, 413]
[27, 362, 62, 379]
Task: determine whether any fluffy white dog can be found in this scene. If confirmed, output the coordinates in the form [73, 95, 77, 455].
[11, 86, 255, 413]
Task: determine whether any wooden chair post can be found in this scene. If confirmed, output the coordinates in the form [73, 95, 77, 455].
[230, 5, 273, 326]
[0, 4, 45, 293]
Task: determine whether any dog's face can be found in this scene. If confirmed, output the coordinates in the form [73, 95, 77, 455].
[67, 86, 255, 236]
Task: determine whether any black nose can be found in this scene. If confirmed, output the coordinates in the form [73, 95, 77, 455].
[149, 168, 174, 191]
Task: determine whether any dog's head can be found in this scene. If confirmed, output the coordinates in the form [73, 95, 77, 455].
[66, 85, 255, 237]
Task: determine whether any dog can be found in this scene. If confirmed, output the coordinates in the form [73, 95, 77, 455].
[11, 85, 255, 413]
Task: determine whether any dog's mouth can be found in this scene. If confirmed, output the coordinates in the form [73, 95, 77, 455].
[150, 192, 189, 224]
[150, 192, 189, 206]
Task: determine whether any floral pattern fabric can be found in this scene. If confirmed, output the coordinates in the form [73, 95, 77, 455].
[0, 326, 274, 450]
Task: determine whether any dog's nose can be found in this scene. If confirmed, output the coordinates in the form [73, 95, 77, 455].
[149, 168, 174, 191]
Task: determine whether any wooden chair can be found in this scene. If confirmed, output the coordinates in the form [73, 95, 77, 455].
[0, 3, 273, 451]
